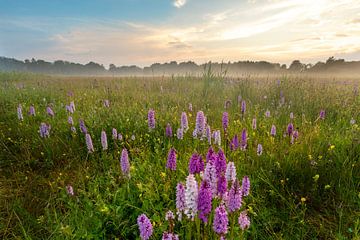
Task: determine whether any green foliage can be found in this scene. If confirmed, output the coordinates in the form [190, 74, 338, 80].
[0, 73, 359, 239]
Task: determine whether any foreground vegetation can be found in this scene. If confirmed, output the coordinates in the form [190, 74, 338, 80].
[0, 72, 359, 239]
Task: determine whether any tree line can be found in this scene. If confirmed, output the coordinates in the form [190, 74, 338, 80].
[1, 56, 359, 76]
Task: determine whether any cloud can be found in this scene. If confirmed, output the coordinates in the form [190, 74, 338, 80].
[1, 0, 360, 66]
[173, 0, 187, 8]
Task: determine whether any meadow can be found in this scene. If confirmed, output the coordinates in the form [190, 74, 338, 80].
[0, 71, 359, 239]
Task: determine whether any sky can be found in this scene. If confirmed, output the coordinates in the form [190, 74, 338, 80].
[1, 0, 360, 67]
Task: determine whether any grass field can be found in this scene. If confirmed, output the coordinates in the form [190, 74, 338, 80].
[0, 72, 359, 239]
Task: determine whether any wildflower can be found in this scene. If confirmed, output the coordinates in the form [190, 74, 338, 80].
[120, 148, 130, 177]
[66, 105, 73, 113]
[270, 125, 276, 136]
[222, 112, 229, 132]
[103, 99, 110, 107]
[252, 118, 257, 130]
[213, 204, 228, 235]
[68, 116, 74, 125]
[118, 133, 123, 141]
[29, 105, 36, 116]
[17, 104, 23, 120]
[238, 211, 250, 230]
[112, 128, 117, 140]
[206, 147, 216, 164]
[189, 103, 193, 112]
[181, 112, 189, 132]
[197, 180, 212, 223]
[225, 162, 237, 183]
[290, 112, 294, 119]
[228, 180, 242, 213]
[185, 174, 198, 220]
[204, 157, 217, 197]
[217, 174, 227, 197]
[215, 149, 227, 176]
[189, 153, 204, 174]
[176, 183, 186, 220]
[137, 214, 153, 240]
[70, 126, 76, 133]
[257, 144, 263, 156]
[131, 134, 135, 141]
[194, 111, 206, 138]
[319, 110, 325, 120]
[66, 185, 74, 196]
[350, 118, 356, 125]
[79, 119, 88, 134]
[85, 134, 94, 153]
[148, 109, 156, 130]
[46, 106, 54, 117]
[241, 100, 246, 114]
[230, 135, 239, 151]
[40, 123, 51, 138]
[165, 210, 175, 221]
[293, 130, 299, 139]
[101, 130, 108, 150]
[213, 130, 221, 146]
[265, 110, 270, 118]
[166, 148, 177, 171]
[176, 128, 183, 140]
[162, 232, 179, 240]
[166, 123, 173, 137]
[206, 125, 211, 145]
[287, 123, 294, 136]
[242, 176, 250, 196]
[69, 101, 75, 112]
[240, 129, 247, 151]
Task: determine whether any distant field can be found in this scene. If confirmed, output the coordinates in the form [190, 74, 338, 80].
[0, 72, 359, 239]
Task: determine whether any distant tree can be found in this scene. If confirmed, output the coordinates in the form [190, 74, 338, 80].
[289, 60, 305, 72]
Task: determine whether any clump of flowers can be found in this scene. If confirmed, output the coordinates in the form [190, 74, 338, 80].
[181, 112, 189, 132]
[85, 133, 94, 153]
[189, 153, 204, 174]
[176, 128, 183, 140]
[213, 130, 221, 146]
[238, 211, 251, 230]
[101, 130, 108, 150]
[29, 105, 36, 116]
[17, 104, 23, 120]
[230, 135, 239, 151]
[257, 144, 263, 156]
[185, 174, 198, 220]
[252, 118, 257, 130]
[197, 180, 212, 223]
[241, 100, 246, 115]
[193, 111, 206, 139]
[166, 123, 173, 137]
[148, 109, 156, 130]
[112, 128, 117, 140]
[40, 123, 51, 138]
[46, 106, 54, 117]
[222, 112, 229, 132]
[319, 109, 326, 120]
[120, 148, 130, 177]
[137, 214, 153, 240]
[270, 125, 276, 136]
[79, 119, 88, 134]
[213, 204, 228, 237]
[176, 183, 186, 221]
[240, 129, 247, 151]
[166, 148, 177, 171]
[66, 185, 74, 196]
